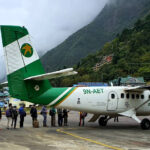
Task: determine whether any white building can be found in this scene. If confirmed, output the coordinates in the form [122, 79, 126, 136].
[9, 97, 33, 108]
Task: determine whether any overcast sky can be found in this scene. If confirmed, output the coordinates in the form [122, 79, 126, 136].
[0, 0, 108, 81]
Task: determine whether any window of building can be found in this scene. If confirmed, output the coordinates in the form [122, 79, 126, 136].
[121, 93, 124, 99]
[136, 94, 139, 99]
[111, 94, 115, 99]
[141, 95, 144, 99]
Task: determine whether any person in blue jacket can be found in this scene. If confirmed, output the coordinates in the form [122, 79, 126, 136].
[41, 106, 47, 127]
[19, 105, 26, 128]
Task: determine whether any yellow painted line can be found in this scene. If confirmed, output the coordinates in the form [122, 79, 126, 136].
[56, 128, 123, 150]
[56, 87, 78, 107]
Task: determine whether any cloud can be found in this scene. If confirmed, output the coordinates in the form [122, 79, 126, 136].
[0, 0, 108, 81]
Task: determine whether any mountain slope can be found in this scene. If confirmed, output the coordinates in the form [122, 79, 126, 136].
[54, 13, 150, 87]
[41, 0, 150, 72]
[78, 13, 150, 82]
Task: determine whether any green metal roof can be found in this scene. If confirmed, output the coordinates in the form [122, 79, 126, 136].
[120, 76, 145, 84]
[111, 76, 145, 85]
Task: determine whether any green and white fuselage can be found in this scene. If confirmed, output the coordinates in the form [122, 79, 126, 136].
[47, 86, 150, 116]
[1, 25, 150, 129]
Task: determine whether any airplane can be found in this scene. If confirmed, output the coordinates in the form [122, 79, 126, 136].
[1, 25, 150, 130]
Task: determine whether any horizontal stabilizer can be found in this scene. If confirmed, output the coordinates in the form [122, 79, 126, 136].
[25, 68, 78, 81]
[0, 81, 8, 88]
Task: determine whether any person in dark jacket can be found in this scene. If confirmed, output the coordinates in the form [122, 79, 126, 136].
[49, 107, 56, 127]
[63, 109, 69, 126]
[11, 106, 18, 129]
[57, 108, 63, 126]
[19, 105, 26, 128]
[30, 105, 37, 126]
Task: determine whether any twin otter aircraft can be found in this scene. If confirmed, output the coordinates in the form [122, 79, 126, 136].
[1, 25, 150, 129]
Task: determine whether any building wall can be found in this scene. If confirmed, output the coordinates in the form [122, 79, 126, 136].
[9, 97, 33, 108]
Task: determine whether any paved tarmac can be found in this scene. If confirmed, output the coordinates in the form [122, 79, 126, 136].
[0, 111, 150, 150]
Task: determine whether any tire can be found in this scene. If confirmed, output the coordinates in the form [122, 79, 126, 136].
[141, 118, 150, 130]
[99, 117, 107, 126]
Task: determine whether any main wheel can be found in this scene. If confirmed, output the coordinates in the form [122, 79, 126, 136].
[98, 116, 107, 126]
[141, 118, 150, 130]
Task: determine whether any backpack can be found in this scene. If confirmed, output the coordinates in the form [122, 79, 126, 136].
[50, 110, 54, 116]
[23, 110, 26, 117]
[13, 109, 18, 117]
[6, 109, 11, 117]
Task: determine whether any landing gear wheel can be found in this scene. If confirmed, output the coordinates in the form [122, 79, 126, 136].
[141, 118, 150, 130]
[98, 116, 107, 126]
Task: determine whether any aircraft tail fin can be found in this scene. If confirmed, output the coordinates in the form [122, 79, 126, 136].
[1, 25, 51, 100]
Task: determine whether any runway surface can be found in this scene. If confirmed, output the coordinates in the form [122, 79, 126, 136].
[0, 111, 150, 150]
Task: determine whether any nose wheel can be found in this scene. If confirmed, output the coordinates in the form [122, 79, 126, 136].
[141, 118, 150, 130]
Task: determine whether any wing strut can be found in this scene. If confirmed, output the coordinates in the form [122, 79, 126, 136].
[119, 108, 141, 123]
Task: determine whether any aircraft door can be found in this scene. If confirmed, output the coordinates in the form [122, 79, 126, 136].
[107, 91, 118, 111]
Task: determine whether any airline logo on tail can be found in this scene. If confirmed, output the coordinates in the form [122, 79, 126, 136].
[21, 43, 33, 57]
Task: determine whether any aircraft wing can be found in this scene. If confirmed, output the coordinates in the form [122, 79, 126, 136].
[25, 68, 78, 81]
[124, 85, 150, 92]
[0, 81, 8, 88]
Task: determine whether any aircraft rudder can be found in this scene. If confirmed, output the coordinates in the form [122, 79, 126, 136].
[1, 25, 51, 100]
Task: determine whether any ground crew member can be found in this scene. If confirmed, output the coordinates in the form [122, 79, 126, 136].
[57, 108, 63, 126]
[6, 103, 13, 129]
[30, 105, 38, 126]
[63, 109, 69, 126]
[49, 107, 56, 127]
[11, 106, 18, 129]
[79, 112, 87, 126]
[41, 106, 47, 127]
[19, 105, 26, 128]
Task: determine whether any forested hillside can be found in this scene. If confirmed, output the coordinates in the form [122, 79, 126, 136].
[51, 13, 150, 87]
[41, 0, 150, 72]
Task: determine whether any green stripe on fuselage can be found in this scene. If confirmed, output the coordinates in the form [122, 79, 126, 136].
[51, 87, 75, 107]
[29, 87, 69, 105]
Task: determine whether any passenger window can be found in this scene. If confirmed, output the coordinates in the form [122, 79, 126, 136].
[149, 95, 150, 99]
[136, 94, 139, 99]
[121, 93, 124, 99]
[132, 94, 135, 99]
[126, 93, 129, 99]
[111, 94, 115, 99]
[141, 95, 144, 99]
